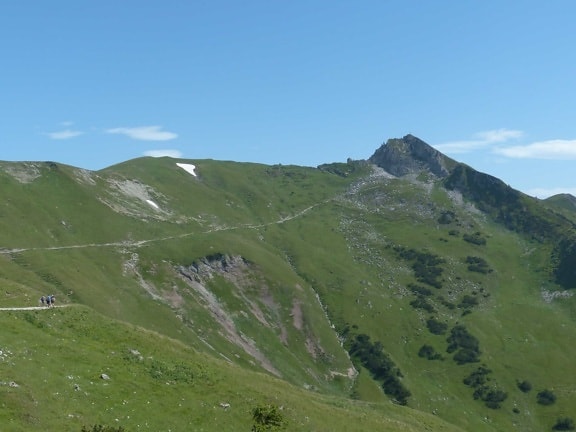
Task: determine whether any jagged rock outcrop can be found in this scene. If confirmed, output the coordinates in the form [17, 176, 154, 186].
[183, 253, 250, 282]
[368, 134, 456, 178]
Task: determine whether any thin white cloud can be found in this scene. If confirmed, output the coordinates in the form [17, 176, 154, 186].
[106, 126, 178, 141]
[435, 128, 523, 153]
[495, 140, 576, 159]
[526, 186, 576, 199]
[45, 129, 84, 140]
[144, 149, 183, 158]
[474, 129, 524, 142]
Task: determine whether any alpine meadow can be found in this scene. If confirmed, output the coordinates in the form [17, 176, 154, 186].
[1, 135, 576, 432]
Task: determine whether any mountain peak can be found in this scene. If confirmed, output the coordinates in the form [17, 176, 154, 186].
[368, 135, 456, 178]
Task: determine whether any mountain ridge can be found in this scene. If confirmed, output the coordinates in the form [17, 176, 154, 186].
[1, 136, 576, 431]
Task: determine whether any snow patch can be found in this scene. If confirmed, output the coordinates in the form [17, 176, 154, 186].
[146, 199, 160, 209]
[176, 163, 197, 177]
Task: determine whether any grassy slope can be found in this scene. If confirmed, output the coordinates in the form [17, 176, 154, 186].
[0, 306, 463, 432]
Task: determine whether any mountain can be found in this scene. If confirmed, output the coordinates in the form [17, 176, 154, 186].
[1, 138, 575, 432]
[371, 136, 576, 288]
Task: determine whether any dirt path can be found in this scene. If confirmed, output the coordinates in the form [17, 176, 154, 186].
[0, 305, 70, 311]
[0, 200, 328, 255]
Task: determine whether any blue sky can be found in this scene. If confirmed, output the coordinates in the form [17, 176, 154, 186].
[2, 1, 575, 198]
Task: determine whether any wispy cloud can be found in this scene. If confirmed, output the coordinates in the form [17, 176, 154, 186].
[106, 126, 178, 141]
[435, 128, 523, 153]
[144, 149, 183, 158]
[475, 129, 524, 142]
[45, 129, 84, 140]
[495, 140, 576, 159]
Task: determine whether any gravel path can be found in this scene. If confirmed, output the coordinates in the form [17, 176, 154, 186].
[0, 305, 69, 311]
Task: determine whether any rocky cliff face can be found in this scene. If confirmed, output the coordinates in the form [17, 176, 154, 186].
[368, 134, 456, 178]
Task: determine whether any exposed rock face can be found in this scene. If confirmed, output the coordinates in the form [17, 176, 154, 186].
[177, 253, 284, 377]
[368, 134, 456, 178]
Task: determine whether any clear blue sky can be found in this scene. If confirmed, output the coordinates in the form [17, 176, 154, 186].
[2, 1, 575, 198]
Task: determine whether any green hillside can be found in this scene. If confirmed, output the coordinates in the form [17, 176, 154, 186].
[1, 140, 575, 431]
[0, 306, 462, 432]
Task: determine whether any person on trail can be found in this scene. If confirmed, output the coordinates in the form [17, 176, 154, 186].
[50, 295, 55, 307]
[40, 296, 45, 306]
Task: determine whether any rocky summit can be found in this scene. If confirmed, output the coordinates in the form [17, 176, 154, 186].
[368, 134, 457, 178]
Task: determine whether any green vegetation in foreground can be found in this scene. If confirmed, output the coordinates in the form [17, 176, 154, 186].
[0, 306, 462, 432]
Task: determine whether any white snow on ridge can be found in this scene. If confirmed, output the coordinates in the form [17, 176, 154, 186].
[146, 199, 160, 209]
[176, 163, 197, 177]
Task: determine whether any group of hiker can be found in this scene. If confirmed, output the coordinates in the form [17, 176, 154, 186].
[40, 295, 56, 307]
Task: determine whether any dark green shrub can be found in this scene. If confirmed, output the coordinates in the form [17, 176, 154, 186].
[465, 256, 492, 274]
[426, 318, 448, 335]
[347, 333, 410, 405]
[453, 348, 481, 365]
[437, 296, 456, 310]
[446, 325, 481, 364]
[462, 365, 508, 409]
[471, 385, 508, 409]
[408, 283, 432, 297]
[553, 417, 575, 431]
[517, 380, 532, 393]
[447, 325, 480, 352]
[418, 344, 443, 360]
[382, 376, 412, 405]
[458, 294, 479, 309]
[537, 389, 557, 405]
[251, 404, 286, 431]
[463, 366, 491, 387]
[81, 426, 125, 432]
[463, 232, 487, 246]
[393, 246, 445, 289]
[409, 297, 435, 313]
[483, 389, 508, 409]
